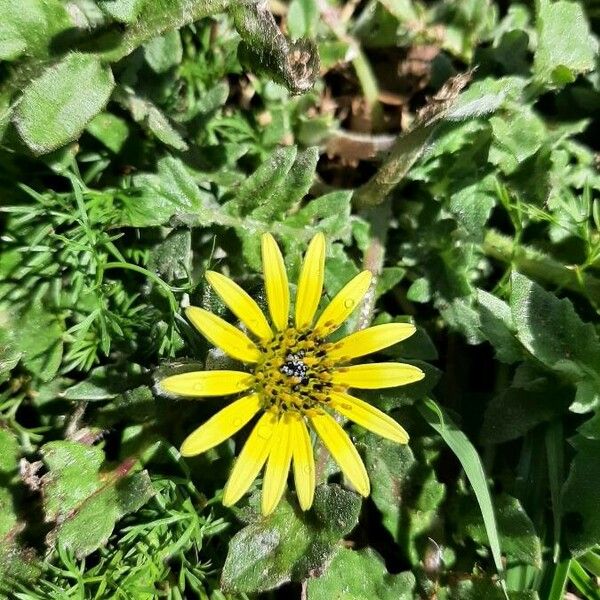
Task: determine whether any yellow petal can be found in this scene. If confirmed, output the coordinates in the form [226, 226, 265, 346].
[295, 232, 326, 330]
[328, 323, 417, 363]
[261, 233, 290, 331]
[223, 411, 278, 507]
[310, 411, 370, 496]
[261, 414, 293, 515]
[331, 362, 424, 389]
[180, 393, 262, 456]
[206, 271, 273, 341]
[314, 271, 372, 336]
[160, 370, 253, 397]
[329, 391, 409, 444]
[290, 414, 315, 511]
[185, 306, 261, 363]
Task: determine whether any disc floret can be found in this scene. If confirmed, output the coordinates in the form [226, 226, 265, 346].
[255, 328, 335, 414]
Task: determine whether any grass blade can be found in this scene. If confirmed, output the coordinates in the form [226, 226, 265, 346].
[418, 398, 507, 596]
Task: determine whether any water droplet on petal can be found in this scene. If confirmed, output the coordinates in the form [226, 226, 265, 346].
[344, 298, 355, 309]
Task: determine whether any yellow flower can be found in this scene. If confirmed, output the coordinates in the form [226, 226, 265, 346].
[160, 233, 424, 516]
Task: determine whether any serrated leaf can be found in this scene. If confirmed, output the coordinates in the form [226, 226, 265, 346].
[306, 547, 415, 599]
[533, 0, 598, 87]
[14, 53, 115, 154]
[221, 484, 361, 594]
[510, 273, 600, 408]
[41, 441, 153, 558]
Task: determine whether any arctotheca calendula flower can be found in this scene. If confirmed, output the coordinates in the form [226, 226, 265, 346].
[160, 233, 424, 516]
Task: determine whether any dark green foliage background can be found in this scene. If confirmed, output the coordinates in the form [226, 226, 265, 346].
[0, 1, 599, 598]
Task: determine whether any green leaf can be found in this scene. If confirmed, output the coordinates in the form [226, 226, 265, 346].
[86, 112, 130, 153]
[144, 30, 183, 74]
[563, 436, 600, 556]
[16, 303, 63, 382]
[0, 0, 71, 61]
[481, 376, 571, 443]
[62, 363, 146, 401]
[148, 228, 192, 282]
[362, 435, 445, 564]
[251, 146, 319, 221]
[0, 313, 20, 385]
[98, 0, 144, 23]
[456, 493, 542, 567]
[476, 289, 522, 364]
[306, 547, 415, 599]
[120, 90, 188, 151]
[489, 108, 546, 174]
[221, 484, 361, 594]
[122, 157, 219, 227]
[447, 175, 497, 239]
[235, 146, 297, 215]
[41, 441, 154, 558]
[287, 0, 318, 40]
[449, 579, 538, 600]
[14, 53, 115, 154]
[418, 399, 506, 587]
[533, 0, 598, 88]
[510, 272, 600, 409]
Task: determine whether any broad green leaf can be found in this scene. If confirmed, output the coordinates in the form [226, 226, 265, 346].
[251, 146, 319, 221]
[86, 112, 130, 153]
[419, 399, 506, 586]
[62, 363, 146, 401]
[144, 30, 183, 73]
[306, 547, 415, 599]
[287, 0, 318, 40]
[98, 0, 145, 23]
[122, 158, 219, 227]
[0, 428, 19, 537]
[17, 303, 64, 382]
[120, 90, 188, 151]
[221, 484, 361, 594]
[563, 436, 600, 556]
[489, 109, 546, 174]
[362, 435, 445, 564]
[533, 0, 598, 87]
[235, 146, 297, 215]
[510, 272, 600, 410]
[476, 289, 522, 364]
[41, 441, 154, 558]
[447, 175, 497, 239]
[0, 0, 71, 61]
[456, 493, 542, 567]
[448, 580, 538, 599]
[148, 228, 192, 282]
[0, 313, 20, 385]
[14, 53, 115, 154]
[481, 377, 571, 443]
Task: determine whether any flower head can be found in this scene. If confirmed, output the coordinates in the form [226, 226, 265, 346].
[160, 233, 424, 515]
